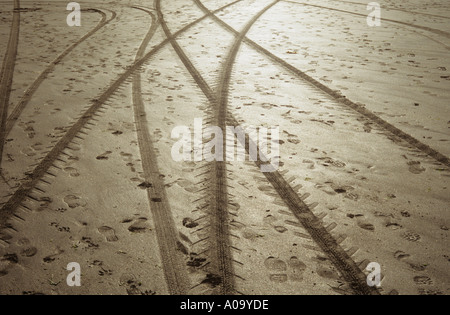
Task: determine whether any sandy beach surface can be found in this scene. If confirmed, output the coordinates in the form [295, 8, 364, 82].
[0, 0, 448, 295]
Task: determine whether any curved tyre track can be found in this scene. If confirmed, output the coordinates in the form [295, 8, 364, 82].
[3, 8, 117, 149]
[131, 6, 189, 295]
[193, 0, 450, 169]
[0, 0, 20, 166]
[212, 0, 280, 295]
[0, 4, 241, 231]
[159, 0, 379, 295]
[157, 0, 247, 295]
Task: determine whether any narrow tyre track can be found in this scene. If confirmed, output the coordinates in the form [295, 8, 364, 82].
[0, 5, 240, 231]
[3, 8, 117, 147]
[0, 0, 21, 166]
[131, 6, 189, 295]
[193, 0, 450, 169]
[283, 1, 450, 39]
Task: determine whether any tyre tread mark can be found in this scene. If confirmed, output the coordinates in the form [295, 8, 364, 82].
[214, 0, 280, 295]
[131, 6, 190, 295]
[191, 0, 380, 295]
[0, 0, 21, 166]
[156, 0, 247, 295]
[0, 5, 231, 230]
[194, 0, 450, 169]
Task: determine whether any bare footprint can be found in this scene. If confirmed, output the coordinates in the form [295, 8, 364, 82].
[98, 226, 118, 242]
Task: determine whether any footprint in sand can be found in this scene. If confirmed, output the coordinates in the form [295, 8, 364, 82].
[407, 161, 425, 174]
[21, 147, 36, 157]
[23, 123, 36, 139]
[96, 151, 112, 160]
[119, 273, 155, 295]
[319, 157, 346, 168]
[263, 215, 277, 225]
[0, 253, 18, 276]
[265, 257, 288, 283]
[182, 218, 199, 229]
[357, 219, 375, 231]
[64, 195, 86, 208]
[43, 248, 64, 264]
[98, 226, 118, 242]
[274, 226, 288, 233]
[127, 218, 150, 233]
[408, 262, 428, 272]
[36, 197, 52, 212]
[402, 231, 421, 242]
[289, 257, 307, 282]
[182, 161, 196, 173]
[119, 273, 141, 295]
[241, 228, 264, 241]
[265, 256, 307, 283]
[17, 238, 37, 257]
[20, 247, 37, 257]
[64, 167, 80, 177]
[394, 250, 410, 260]
[394, 251, 427, 271]
[316, 265, 339, 280]
[414, 275, 433, 285]
[418, 288, 443, 296]
[176, 179, 197, 193]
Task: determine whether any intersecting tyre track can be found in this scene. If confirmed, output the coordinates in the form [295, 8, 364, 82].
[0, 0, 447, 295]
[0, 2, 249, 231]
[193, 0, 450, 169]
[159, 0, 380, 295]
